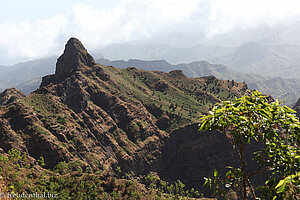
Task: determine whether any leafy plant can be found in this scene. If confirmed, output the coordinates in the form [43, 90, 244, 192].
[199, 91, 300, 199]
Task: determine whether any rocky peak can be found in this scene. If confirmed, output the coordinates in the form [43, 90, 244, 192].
[55, 37, 96, 80]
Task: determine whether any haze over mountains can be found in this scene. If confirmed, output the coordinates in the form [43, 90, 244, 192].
[1, 56, 299, 106]
[97, 58, 300, 105]
[1, 0, 300, 198]
[0, 57, 57, 92]
[1, 21, 300, 106]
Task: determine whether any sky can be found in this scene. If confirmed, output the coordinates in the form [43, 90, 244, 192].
[1, 0, 300, 65]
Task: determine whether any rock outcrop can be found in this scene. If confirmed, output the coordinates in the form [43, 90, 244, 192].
[55, 37, 96, 80]
[41, 38, 97, 86]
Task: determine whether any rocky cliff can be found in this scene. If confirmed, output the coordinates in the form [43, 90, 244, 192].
[159, 123, 268, 192]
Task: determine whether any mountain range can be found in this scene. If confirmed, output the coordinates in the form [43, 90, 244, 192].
[1, 22, 300, 105]
[0, 38, 266, 199]
[1, 56, 300, 106]
[231, 42, 300, 78]
[0, 57, 56, 93]
[97, 58, 300, 106]
[0, 19, 300, 200]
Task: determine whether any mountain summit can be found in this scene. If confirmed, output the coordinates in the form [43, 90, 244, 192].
[41, 37, 96, 86]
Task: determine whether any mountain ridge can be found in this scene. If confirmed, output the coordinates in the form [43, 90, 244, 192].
[98, 58, 300, 105]
[0, 38, 248, 177]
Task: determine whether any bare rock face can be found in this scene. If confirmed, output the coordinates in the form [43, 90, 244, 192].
[41, 38, 96, 86]
[159, 123, 268, 194]
[40, 38, 104, 112]
[55, 37, 96, 80]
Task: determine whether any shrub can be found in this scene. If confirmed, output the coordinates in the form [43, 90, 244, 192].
[199, 91, 300, 199]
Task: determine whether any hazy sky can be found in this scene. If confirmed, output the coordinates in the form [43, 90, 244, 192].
[1, 0, 300, 65]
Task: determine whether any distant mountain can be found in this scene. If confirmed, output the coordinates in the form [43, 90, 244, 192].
[260, 21, 300, 46]
[206, 23, 279, 47]
[95, 39, 300, 81]
[1, 54, 299, 105]
[0, 56, 56, 90]
[1, 39, 300, 105]
[231, 41, 300, 78]
[98, 58, 175, 72]
[15, 78, 41, 96]
[0, 51, 103, 93]
[97, 58, 300, 105]
[95, 43, 235, 65]
[97, 58, 264, 82]
[248, 77, 300, 106]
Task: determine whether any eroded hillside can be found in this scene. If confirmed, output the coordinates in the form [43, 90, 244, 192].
[0, 38, 249, 199]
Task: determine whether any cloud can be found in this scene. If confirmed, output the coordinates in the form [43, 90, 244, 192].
[70, 0, 201, 47]
[207, 0, 300, 36]
[0, 15, 68, 64]
[0, 0, 300, 64]
[0, 0, 202, 64]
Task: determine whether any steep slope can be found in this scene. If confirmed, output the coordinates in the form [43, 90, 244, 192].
[159, 124, 267, 192]
[0, 38, 247, 178]
[97, 58, 300, 105]
[0, 39, 165, 174]
[0, 52, 102, 92]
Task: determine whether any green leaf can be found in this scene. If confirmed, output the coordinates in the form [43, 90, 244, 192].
[214, 169, 218, 177]
[283, 105, 296, 113]
[275, 179, 286, 193]
[199, 120, 208, 132]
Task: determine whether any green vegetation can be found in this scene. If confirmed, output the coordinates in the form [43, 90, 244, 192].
[97, 66, 245, 131]
[0, 60, 262, 199]
[23, 94, 60, 115]
[0, 148, 205, 199]
[199, 91, 300, 199]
